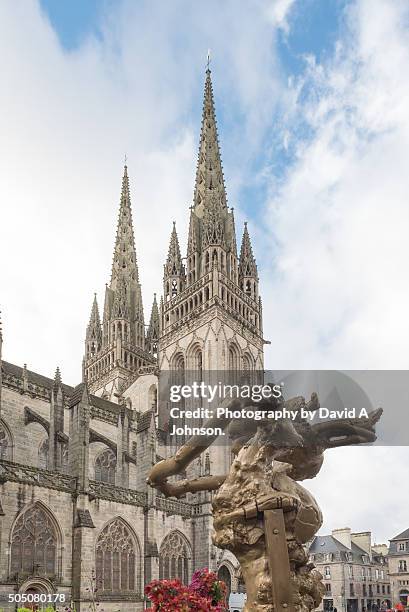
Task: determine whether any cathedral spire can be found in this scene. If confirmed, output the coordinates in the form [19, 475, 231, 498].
[165, 222, 184, 276]
[193, 68, 227, 216]
[85, 293, 102, 358]
[146, 294, 160, 358]
[239, 222, 258, 299]
[164, 222, 185, 301]
[110, 164, 140, 290]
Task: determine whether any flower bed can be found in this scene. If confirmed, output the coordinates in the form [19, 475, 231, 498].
[145, 568, 228, 611]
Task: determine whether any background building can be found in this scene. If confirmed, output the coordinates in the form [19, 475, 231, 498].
[309, 528, 391, 612]
[388, 528, 409, 608]
[0, 68, 260, 611]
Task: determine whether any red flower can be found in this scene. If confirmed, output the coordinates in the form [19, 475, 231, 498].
[145, 568, 228, 611]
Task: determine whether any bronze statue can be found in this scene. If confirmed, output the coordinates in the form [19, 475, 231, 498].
[148, 389, 382, 612]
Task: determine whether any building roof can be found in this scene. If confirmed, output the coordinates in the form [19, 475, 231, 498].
[309, 535, 383, 565]
[309, 535, 350, 554]
[391, 528, 409, 541]
[2, 360, 120, 413]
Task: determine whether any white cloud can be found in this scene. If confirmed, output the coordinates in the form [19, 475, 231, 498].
[260, 0, 409, 541]
[0, 0, 283, 383]
[263, 0, 409, 370]
[266, 0, 296, 34]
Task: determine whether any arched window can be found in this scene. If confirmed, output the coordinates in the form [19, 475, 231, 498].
[0, 421, 12, 460]
[243, 353, 254, 384]
[159, 531, 190, 584]
[149, 384, 158, 413]
[171, 353, 185, 386]
[95, 449, 116, 484]
[10, 503, 58, 578]
[189, 345, 203, 372]
[228, 343, 240, 371]
[38, 438, 49, 470]
[96, 519, 137, 592]
[217, 565, 232, 599]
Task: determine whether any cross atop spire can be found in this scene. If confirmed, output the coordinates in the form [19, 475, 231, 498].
[193, 68, 227, 216]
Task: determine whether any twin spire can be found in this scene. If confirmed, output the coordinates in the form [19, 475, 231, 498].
[165, 67, 257, 285]
[193, 68, 227, 215]
[85, 65, 261, 386]
[111, 164, 140, 289]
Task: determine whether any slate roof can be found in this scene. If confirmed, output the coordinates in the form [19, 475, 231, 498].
[2, 360, 120, 413]
[2, 360, 74, 396]
[310, 535, 350, 554]
[389, 528, 409, 555]
[391, 528, 409, 541]
[309, 535, 380, 564]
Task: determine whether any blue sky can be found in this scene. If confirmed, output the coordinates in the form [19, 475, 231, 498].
[37, 0, 344, 233]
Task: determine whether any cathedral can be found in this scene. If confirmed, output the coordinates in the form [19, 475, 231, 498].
[0, 68, 264, 610]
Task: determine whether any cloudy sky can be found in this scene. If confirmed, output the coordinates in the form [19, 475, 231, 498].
[1, 0, 408, 541]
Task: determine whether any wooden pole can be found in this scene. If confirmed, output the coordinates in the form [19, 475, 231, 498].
[264, 509, 295, 612]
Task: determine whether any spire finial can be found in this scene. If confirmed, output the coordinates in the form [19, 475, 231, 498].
[124, 153, 127, 167]
[206, 49, 211, 72]
[54, 366, 62, 387]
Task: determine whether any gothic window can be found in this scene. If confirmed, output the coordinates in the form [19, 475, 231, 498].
[95, 449, 117, 484]
[38, 438, 49, 470]
[159, 532, 190, 584]
[96, 519, 137, 592]
[228, 344, 240, 371]
[10, 503, 58, 578]
[149, 384, 158, 413]
[242, 353, 254, 384]
[0, 422, 11, 460]
[190, 346, 203, 372]
[217, 565, 232, 598]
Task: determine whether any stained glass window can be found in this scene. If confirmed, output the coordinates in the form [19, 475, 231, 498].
[95, 519, 136, 592]
[10, 504, 58, 578]
[159, 531, 190, 584]
[95, 449, 116, 484]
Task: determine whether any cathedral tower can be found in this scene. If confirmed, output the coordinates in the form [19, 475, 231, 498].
[83, 165, 156, 399]
[159, 68, 264, 373]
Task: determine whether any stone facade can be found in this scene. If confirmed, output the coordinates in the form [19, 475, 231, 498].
[388, 528, 409, 607]
[0, 68, 261, 610]
[309, 528, 391, 612]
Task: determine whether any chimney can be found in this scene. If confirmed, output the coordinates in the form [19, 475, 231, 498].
[332, 528, 352, 549]
[352, 532, 372, 557]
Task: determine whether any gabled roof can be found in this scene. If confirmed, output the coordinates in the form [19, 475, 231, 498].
[309, 535, 350, 554]
[309, 535, 374, 564]
[391, 528, 409, 541]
